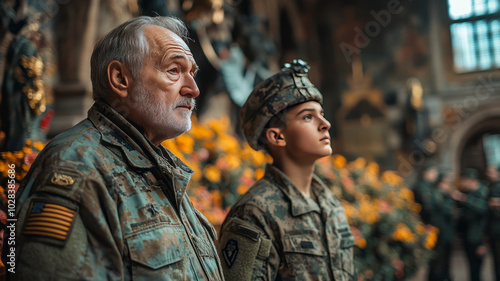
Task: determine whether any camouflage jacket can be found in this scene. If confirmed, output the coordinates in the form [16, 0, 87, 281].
[12, 101, 224, 281]
[218, 164, 355, 281]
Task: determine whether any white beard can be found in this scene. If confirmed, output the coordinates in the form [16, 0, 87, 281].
[131, 79, 195, 140]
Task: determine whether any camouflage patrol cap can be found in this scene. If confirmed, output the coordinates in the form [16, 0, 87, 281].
[240, 59, 323, 150]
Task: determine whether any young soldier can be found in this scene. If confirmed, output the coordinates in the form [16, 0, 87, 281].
[218, 59, 355, 280]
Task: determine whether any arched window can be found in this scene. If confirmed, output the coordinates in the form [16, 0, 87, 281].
[448, 0, 500, 72]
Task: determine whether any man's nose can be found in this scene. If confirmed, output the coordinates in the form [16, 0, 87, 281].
[180, 73, 200, 98]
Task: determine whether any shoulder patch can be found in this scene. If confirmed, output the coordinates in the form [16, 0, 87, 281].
[222, 239, 239, 268]
[218, 218, 271, 280]
[35, 168, 84, 202]
[49, 172, 75, 187]
[22, 198, 78, 247]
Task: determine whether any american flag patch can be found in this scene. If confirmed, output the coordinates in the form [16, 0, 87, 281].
[23, 200, 77, 244]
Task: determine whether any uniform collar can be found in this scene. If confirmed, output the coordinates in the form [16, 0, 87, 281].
[87, 100, 194, 181]
[264, 164, 330, 216]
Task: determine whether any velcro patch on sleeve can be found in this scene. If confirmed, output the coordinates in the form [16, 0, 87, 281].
[23, 199, 78, 247]
[35, 167, 84, 203]
[219, 219, 271, 281]
[236, 224, 260, 241]
[49, 172, 76, 187]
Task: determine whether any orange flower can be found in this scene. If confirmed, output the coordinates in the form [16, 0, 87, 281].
[217, 135, 239, 154]
[203, 140, 216, 151]
[416, 222, 425, 235]
[333, 154, 347, 168]
[252, 151, 268, 168]
[392, 223, 416, 243]
[240, 144, 254, 160]
[237, 184, 249, 195]
[210, 190, 222, 207]
[204, 165, 221, 183]
[191, 122, 214, 140]
[399, 187, 414, 201]
[207, 116, 230, 136]
[352, 157, 366, 169]
[33, 141, 45, 151]
[411, 202, 422, 213]
[255, 168, 265, 180]
[366, 162, 379, 175]
[424, 230, 438, 249]
[225, 154, 241, 170]
[175, 134, 195, 154]
[382, 170, 404, 186]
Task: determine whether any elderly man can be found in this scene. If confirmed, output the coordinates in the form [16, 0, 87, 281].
[9, 16, 224, 280]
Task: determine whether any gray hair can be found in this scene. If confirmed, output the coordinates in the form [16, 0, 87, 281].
[90, 16, 190, 100]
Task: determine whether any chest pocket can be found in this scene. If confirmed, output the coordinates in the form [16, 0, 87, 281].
[127, 223, 189, 281]
[282, 233, 329, 279]
[338, 230, 355, 279]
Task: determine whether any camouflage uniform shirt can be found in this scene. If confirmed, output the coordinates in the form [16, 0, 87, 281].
[218, 164, 355, 281]
[12, 101, 224, 281]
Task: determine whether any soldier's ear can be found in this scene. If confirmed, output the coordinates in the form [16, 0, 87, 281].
[108, 60, 132, 98]
[265, 128, 286, 147]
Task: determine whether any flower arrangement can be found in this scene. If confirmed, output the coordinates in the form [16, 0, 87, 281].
[0, 135, 45, 206]
[0, 116, 437, 280]
[315, 155, 438, 280]
[161, 116, 272, 225]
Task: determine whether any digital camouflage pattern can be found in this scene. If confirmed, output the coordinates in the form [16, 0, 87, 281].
[218, 164, 355, 281]
[13, 100, 224, 281]
[239, 59, 323, 151]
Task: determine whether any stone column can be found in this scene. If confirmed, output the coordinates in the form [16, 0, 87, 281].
[49, 0, 99, 137]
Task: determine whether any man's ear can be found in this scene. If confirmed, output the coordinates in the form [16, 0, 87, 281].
[265, 128, 286, 147]
[107, 60, 132, 98]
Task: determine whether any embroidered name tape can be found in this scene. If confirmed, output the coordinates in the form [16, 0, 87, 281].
[236, 224, 260, 241]
[23, 200, 77, 245]
[300, 241, 315, 249]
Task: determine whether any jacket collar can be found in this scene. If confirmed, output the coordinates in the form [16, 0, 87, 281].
[87, 100, 194, 191]
[264, 164, 333, 216]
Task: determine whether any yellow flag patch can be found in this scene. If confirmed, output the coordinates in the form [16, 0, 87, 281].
[23, 200, 76, 243]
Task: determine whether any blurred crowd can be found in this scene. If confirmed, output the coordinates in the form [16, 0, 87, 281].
[413, 164, 500, 281]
